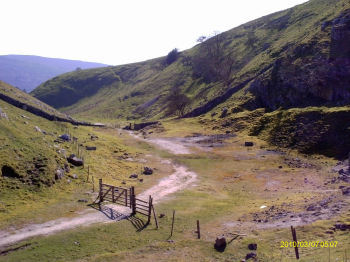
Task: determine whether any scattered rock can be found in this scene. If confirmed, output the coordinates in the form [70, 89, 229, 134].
[342, 187, 350, 196]
[306, 204, 321, 212]
[0, 108, 8, 120]
[78, 199, 88, 203]
[245, 252, 257, 260]
[248, 243, 257, 250]
[59, 134, 71, 141]
[159, 213, 165, 218]
[67, 154, 84, 166]
[34, 126, 42, 133]
[139, 178, 143, 182]
[334, 223, 350, 231]
[121, 181, 126, 185]
[214, 236, 227, 252]
[244, 142, 254, 147]
[64, 163, 70, 173]
[129, 174, 138, 179]
[90, 135, 98, 140]
[86, 146, 97, 151]
[55, 169, 64, 180]
[220, 107, 228, 118]
[71, 174, 78, 179]
[143, 167, 153, 175]
[211, 112, 217, 117]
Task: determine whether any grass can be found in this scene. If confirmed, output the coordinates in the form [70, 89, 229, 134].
[0, 116, 349, 261]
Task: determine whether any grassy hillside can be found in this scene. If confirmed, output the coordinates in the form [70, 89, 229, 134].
[0, 80, 70, 120]
[0, 87, 145, 229]
[32, 0, 350, 122]
[0, 55, 108, 92]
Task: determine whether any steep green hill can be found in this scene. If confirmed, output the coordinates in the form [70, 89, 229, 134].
[32, 0, 350, 122]
[0, 55, 108, 92]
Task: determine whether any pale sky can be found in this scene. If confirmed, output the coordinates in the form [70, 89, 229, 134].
[0, 0, 308, 65]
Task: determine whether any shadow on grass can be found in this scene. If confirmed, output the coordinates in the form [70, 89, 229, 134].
[88, 203, 149, 231]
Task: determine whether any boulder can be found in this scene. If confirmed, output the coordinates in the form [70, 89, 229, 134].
[334, 223, 350, 231]
[64, 163, 70, 173]
[143, 167, 153, 175]
[220, 107, 228, 118]
[55, 169, 64, 180]
[59, 134, 71, 141]
[214, 236, 227, 252]
[129, 174, 138, 179]
[248, 243, 257, 250]
[245, 252, 257, 260]
[341, 187, 350, 196]
[244, 142, 254, 147]
[67, 154, 84, 166]
[34, 126, 42, 133]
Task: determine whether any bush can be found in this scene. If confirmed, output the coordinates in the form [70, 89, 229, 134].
[165, 48, 179, 65]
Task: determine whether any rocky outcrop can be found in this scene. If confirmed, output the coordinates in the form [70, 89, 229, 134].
[330, 10, 350, 59]
[250, 108, 350, 158]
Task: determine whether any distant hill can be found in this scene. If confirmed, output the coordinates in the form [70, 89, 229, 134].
[32, 0, 350, 122]
[0, 55, 108, 92]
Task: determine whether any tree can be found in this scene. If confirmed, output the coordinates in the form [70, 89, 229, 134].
[192, 31, 235, 86]
[165, 48, 179, 65]
[166, 87, 191, 117]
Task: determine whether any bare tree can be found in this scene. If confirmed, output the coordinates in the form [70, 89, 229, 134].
[166, 87, 191, 117]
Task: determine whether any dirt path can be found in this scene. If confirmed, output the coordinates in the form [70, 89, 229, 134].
[0, 134, 197, 248]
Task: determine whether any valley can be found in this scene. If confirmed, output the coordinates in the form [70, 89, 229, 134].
[0, 0, 350, 261]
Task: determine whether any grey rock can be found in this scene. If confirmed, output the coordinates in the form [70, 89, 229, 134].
[341, 187, 350, 196]
[67, 154, 84, 166]
[59, 134, 71, 141]
[248, 243, 257, 250]
[143, 167, 153, 175]
[245, 252, 257, 260]
[214, 236, 227, 252]
[55, 169, 64, 180]
[129, 174, 138, 179]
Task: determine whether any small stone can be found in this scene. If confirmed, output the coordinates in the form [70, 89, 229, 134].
[244, 142, 254, 147]
[143, 167, 153, 175]
[129, 174, 138, 179]
[245, 252, 257, 260]
[139, 178, 144, 182]
[78, 199, 88, 203]
[248, 243, 257, 250]
[159, 213, 165, 218]
[59, 134, 71, 141]
[214, 236, 227, 252]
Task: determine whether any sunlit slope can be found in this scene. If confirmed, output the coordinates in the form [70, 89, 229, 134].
[32, 0, 350, 120]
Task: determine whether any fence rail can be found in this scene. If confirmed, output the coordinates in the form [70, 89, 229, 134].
[97, 179, 153, 225]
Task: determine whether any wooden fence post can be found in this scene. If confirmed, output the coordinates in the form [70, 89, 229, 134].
[99, 178, 103, 210]
[152, 200, 159, 229]
[112, 186, 115, 202]
[86, 165, 90, 182]
[291, 226, 299, 260]
[131, 186, 136, 215]
[147, 195, 152, 225]
[197, 220, 201, 239]
[170, 210, 175, 238]
[124, 189, 127, 206]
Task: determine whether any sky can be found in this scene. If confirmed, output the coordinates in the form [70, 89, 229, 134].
[0, 0, 308, 65]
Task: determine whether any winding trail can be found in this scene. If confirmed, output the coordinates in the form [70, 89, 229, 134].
[0, 134, 197, 248]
